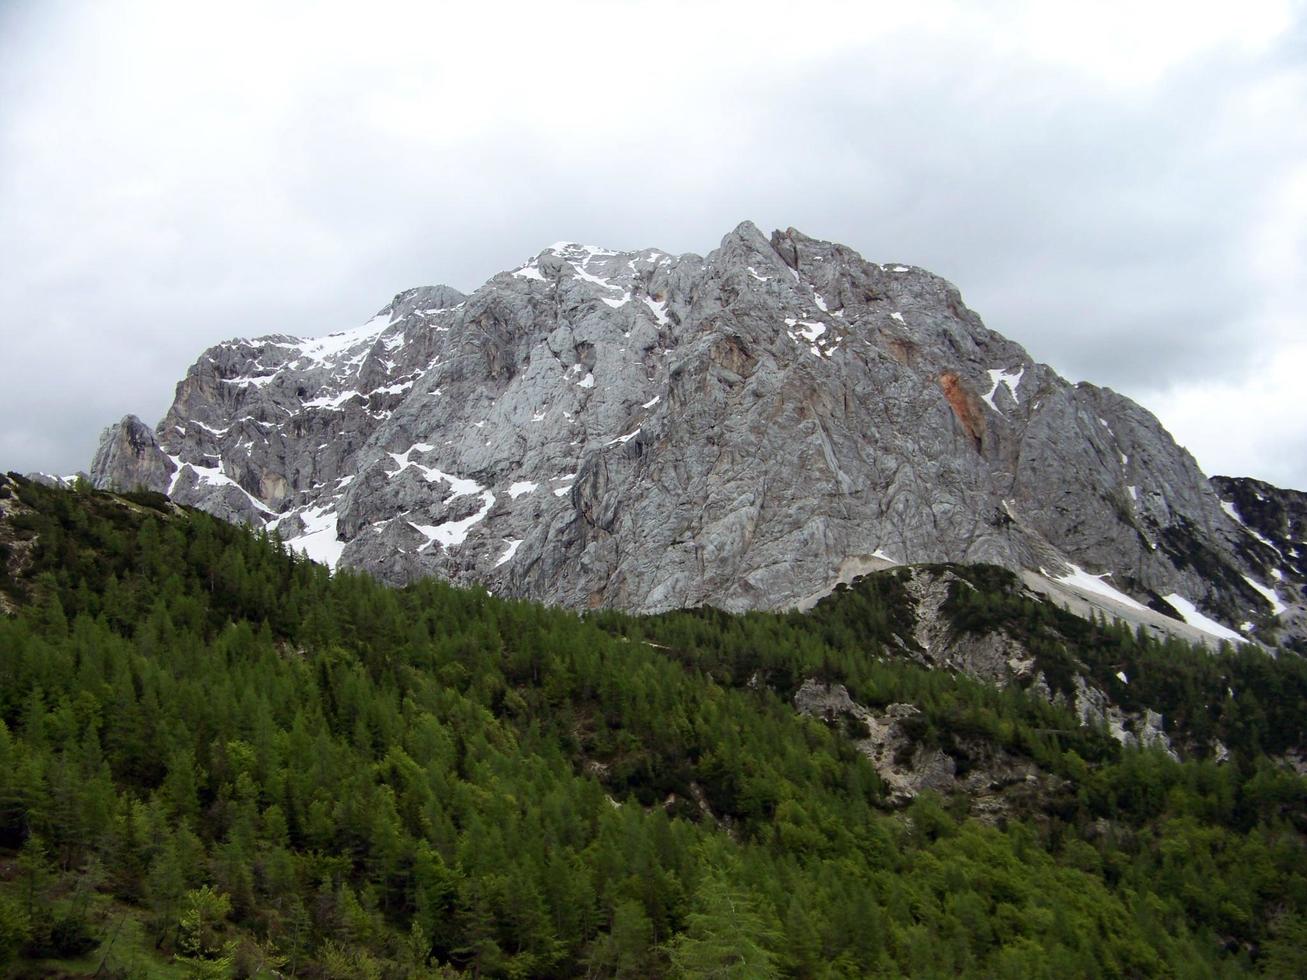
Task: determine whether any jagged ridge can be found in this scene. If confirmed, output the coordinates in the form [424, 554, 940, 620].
[89, 222, 1304, 648]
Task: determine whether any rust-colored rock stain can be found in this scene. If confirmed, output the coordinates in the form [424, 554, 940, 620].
[938, 372, 985, 452]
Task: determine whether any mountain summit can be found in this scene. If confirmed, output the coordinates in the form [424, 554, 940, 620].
[90, 222, 1303, 648]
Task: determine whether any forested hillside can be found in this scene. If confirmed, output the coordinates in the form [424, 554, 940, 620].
[1, 473, 1305, 978]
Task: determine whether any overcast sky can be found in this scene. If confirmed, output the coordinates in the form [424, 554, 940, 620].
[2, 0, 1304, 489]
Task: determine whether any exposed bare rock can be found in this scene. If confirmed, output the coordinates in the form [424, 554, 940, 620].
[1064, 675, 1178, 760]
[1210, 475, 1307, 653]
[899, 567, 1037, 686]
[794, 680, 953, 805]
[794, 679, 1058, 816]
[87, 222, 1298, 649]
[91, 415, 175, 495]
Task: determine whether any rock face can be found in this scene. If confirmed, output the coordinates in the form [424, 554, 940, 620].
[89, 222, 1301, 645]
[90, 416, 175, 495]
[1209, 476, 1307, 653]
[794, 680, 955, 805]
[793, 679, 1052, 813]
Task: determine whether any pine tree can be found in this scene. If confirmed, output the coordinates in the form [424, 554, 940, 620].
[666, 872, 779, 979]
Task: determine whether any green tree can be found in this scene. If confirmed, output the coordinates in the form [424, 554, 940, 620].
[666, 872, 779, 979]
[175, 885, 235, 977]
[0, 893, 32, 968]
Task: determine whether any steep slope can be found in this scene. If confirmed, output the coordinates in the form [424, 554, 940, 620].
[1211, 475, 1307, 653]
[90, 222, 1297, 646]
[3, 474, 1306, 977]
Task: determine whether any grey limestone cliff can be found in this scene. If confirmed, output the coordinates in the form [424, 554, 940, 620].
[89, 222, 1302, 647]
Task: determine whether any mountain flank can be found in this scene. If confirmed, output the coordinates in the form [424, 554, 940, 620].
[87, 222, 1304, 651]
[2, 472, 1306, 975]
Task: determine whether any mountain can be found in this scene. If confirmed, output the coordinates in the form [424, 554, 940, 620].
[89, 222, 1303, 649]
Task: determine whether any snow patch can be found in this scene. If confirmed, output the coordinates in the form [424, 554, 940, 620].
[285, 504, 346, 569]
[577, 372, 595, 389]
[1242, 574, 1286, 615]
[294, 312, 393, 366]
[606, 427, 641, 446]
[794, 320, 825, 342]
[387, 448, 485, 498]
[1053, 563, 1147, 611]
[304, 389, 362, 410]
[494, 538, 522, 568]
[370, 380, 414, 397]
[224, 374, 279, 389]
[1164, 593, 1246, 643]
[569, 263, 624, 292]
[552, 472, 576, 497]
[409, 490, 495, 551]
[643, 296, 670, 326]
[507, 481, 538, 499]
[981, 367, 1025, 412]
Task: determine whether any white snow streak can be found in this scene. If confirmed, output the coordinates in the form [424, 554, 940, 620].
[409, 491, 495, 551]
[1164, 593, 1247, 643]
[494, 539, 523, 568]
[796, 321, 825, 342]
[304, 389, 362, 409]
[981, 367, 1025, 413]
[295, 313, 393, 366]
[1242, 574, 1286, 615]
[285, 504, 346, 569]
[643, 296, 670, 326]
[1053, 563, 1147, 611]
[606, 427, 641, 446]
[387, 447, 484, 498]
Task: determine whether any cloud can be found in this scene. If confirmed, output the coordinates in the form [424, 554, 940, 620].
[1, 0, 1303, 489]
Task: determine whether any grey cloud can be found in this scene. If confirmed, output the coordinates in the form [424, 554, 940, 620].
[1, 2, 1303, 490]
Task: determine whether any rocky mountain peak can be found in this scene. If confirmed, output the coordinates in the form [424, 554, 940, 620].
[88, 222, 1304, 650]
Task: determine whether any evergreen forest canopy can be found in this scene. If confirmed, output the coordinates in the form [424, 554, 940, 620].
[0, 472, 1305, 978]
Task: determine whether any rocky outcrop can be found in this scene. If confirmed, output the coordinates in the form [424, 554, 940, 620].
[1210, 475, 1306, 653]
[794, 680, 955, 805]
[90, 416, 175, 495]
[87, 222, 1299, 646]
[1063, 675, 1178, 760]
[793, 679, 1052, 814]
[897, 567, 1041, 685]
